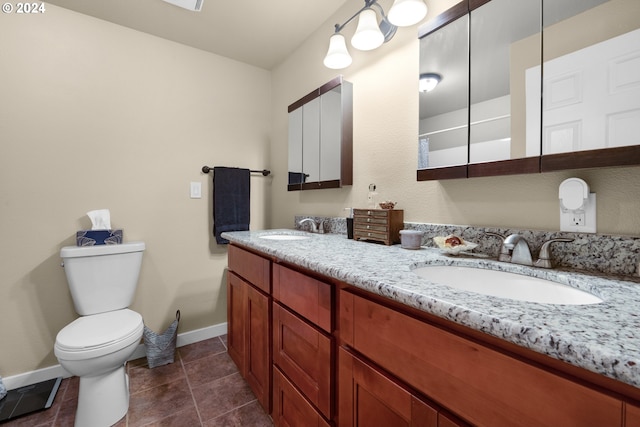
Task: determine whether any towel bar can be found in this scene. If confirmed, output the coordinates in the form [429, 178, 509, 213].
[201, 166, 270, 176]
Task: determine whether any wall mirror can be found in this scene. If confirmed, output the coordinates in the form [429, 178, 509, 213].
[288, 76, 353, 191]
[540, 0, 640, 164]
[468, 0, 541, 176]
[417, 3, 469, 181]
[418, 0, 640, 181]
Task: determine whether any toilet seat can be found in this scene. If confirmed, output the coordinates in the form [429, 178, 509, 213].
[55, 309, 143, 361]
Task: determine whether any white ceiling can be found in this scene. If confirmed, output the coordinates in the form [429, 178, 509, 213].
[45, 0, 352, 70]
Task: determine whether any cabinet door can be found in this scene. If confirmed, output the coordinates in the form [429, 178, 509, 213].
[245, 282, 270, 413]
[227, 272, 246, 373]
[627, 403, 640, 427]
[273, 366, 331, 427]
[273, 302, 332, 418]
[339, 347, 439, 427]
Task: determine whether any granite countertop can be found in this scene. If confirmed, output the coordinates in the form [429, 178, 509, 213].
[222, 229, 640, 390]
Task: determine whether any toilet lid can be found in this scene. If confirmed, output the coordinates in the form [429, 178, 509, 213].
[56, 309, 143, 351]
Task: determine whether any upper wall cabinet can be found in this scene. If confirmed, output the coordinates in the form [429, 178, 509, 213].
[417, 2, 469, 181]
[288, 76, 353, 191]
[540, 0, 640, 172]
[418, 0, 640, 181]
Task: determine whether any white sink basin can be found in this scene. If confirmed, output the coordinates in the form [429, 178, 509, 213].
[413, 266, 602, 305]
[259, 234, 311, 241]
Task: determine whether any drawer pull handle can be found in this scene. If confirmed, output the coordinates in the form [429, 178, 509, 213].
[367, 218, 371, 222]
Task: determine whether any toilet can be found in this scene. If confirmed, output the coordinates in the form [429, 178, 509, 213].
[54, 242, 145, 427]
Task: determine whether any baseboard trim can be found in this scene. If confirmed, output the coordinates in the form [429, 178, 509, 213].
[3, 322, 227, 391]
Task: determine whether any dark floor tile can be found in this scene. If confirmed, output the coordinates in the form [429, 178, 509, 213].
[136, 406, 202, 427]
[179, 338, 226, 364]
[3, 337, 271, 427]
[128, 359, 186, 393]
[127, 378, 195, 427]
[183, 352, 239, 389]
[203, 401, 273, 427]
[192, 373, 257, 423]
[61, 377, 78, 403]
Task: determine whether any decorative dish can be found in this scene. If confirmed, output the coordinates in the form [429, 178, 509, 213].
[433, 235, 478, 255]
[378, 201, 396, 209]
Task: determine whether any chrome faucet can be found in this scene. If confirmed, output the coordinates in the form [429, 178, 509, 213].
[489, 232, 573, 268]
[533, 238, 573, 269]
[500, 234, 533, 266]
[299, 218, 325, 234]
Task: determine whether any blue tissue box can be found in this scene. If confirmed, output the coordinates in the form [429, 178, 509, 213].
[76, 229, 123, 246]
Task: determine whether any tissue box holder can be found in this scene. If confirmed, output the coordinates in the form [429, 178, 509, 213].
[76, 229, 123, 246]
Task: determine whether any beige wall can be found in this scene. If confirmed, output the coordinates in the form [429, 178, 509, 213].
[2, 0, 640, 381]
[0, 6, 271, 377]
[271, 0, 640, 234]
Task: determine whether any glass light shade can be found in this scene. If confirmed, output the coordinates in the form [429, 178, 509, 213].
[388, 0, 427, 27]
[419, 73, 441, 92]
[323, 33, 352, 69]
[350, 8, 384, 51]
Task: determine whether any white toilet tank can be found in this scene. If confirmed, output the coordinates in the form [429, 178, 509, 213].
[60, 242, 145, 316]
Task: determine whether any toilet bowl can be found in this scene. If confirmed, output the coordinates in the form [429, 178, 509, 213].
[55, 241, 145, 427]
[55, 309, 144, 427]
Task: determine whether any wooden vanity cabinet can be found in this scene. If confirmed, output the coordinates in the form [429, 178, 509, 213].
[227, 245, 271, 413]
[272, 264, 334, 426]
[339, 289, 623, 427]
[339, 347, 467, 427]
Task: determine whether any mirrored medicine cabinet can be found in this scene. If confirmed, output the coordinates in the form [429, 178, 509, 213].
[418, 0, 640, 181]
[287, 76, 353, 191]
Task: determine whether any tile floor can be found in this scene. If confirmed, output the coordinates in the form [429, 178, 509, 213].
[2, 335, 274, 426]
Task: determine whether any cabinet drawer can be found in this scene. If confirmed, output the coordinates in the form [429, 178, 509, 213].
[273, 302, 332, 419]
[353, 230, 389, 241]
[228, 245, 271, 294]
[353, 223, 388, 233]
[353, 216, 389, 226]
[273, 366, 331, 427]
[354, 209, 389, 218]
[340, 290, 622, 427]
[273, 264, 332, 333]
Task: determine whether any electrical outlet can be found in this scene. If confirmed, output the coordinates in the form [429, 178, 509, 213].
[572, 212, 585, 226]
[560, 193, 596, 233]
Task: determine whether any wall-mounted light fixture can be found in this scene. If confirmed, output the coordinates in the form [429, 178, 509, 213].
[324, 0, 428, 69]
[419, 73, 441, 92]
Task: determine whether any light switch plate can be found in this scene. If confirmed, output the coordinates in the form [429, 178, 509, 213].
[190, 182, 202, 199]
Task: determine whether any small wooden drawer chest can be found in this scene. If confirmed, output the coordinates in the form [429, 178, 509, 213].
[353, 209, 404, 245]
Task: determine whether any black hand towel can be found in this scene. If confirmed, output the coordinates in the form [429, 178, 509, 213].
[213, 167, 250, 244]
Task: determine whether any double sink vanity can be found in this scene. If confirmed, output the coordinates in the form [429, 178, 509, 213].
[223, 228, 640, 427]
